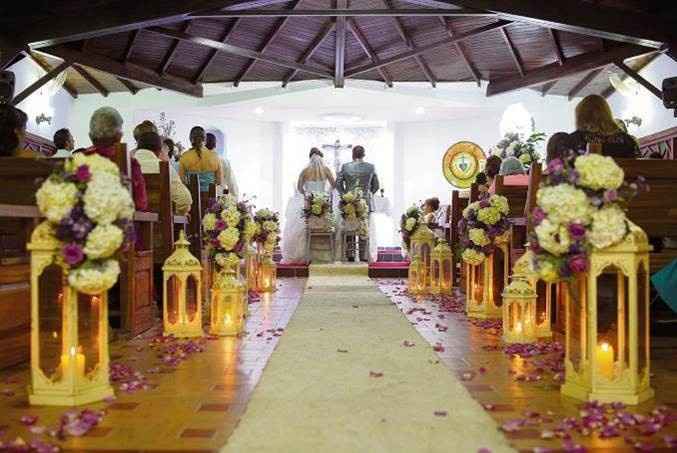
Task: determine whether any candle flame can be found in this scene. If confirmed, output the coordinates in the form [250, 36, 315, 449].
[69, 346, 76, 356]
[600, 342, 610, 352]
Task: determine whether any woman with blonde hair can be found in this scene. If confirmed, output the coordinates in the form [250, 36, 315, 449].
[569, 94, 639, 158]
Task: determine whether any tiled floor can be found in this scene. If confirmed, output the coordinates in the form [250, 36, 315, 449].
[0, 279, 306, 452]
[378, 279, 677, 453]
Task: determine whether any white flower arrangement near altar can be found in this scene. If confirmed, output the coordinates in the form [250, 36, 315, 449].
[491, 131, 546, 168]
[303, 192, 334, 231]
[203, 195, 256, 269]
[458, 194, 511, 266]
[339, 188, 368, 236]
[400, 205, 423, 251]
[529, 153, 648, 283]
[34, 153, 135, 294]
[253, 208, 280, 253]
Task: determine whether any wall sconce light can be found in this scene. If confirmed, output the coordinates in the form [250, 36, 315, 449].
[36, 113, 52, 126]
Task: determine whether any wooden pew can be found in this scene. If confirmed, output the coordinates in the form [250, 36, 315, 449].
[449, 190, 468, 286]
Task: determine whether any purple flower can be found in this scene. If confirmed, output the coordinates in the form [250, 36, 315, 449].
[74, 165, 91, 183]
[215, 219, 226, 231]
[567, 169, 580, 184]
[546, 158, 564, 174]
[603, 189, 618, 203]
[532, 207, 546, 225]
[63, 243, 84, 266]
[479, 200, 490, 208]
[568, 223, 586, 240]
[72, 218, 93, 241]
[567, 254, 588, 273]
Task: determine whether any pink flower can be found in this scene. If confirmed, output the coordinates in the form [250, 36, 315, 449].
[20, 415, 38, 425]
[215, 219, 226, 231]
[62, 243, 84, 266]
[532, 207, 546, 225]
[567, 254, 588, 273]
[74, 165, 91, 183]
[568, 223, 586, 240]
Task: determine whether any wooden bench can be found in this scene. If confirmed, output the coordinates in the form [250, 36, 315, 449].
[449, 190, 468, 286]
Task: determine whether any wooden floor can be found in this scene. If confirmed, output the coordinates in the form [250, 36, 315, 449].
[0, 278, 675, 452]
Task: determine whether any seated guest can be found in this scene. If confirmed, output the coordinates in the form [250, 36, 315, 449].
[179, 126, 223, 193]
[484, 155, 502, 187]
[132, 120, 157, 151]
[86, 107, 148, 210]
[52, 128, 74, 158]
[423, 197, 445, 239]
[163, 138, 180, 172]
[545, 132, 572, 163]
[135, 131, 192, 216]
[475, 172, 489, 195]
[206, 132, 239, 198]
[569, 95, 639, 158]
[0, 104, 37, 158]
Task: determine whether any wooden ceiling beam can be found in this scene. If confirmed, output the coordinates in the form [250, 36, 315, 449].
[448, 0, 672, 49]
[348, 19, 393, 87]
[282, 21, 336, 87]
[548, 29, 565, 65]
[117, 77, 139, 94]
[72, 64, 110, 97]
[567, 68, 603, 101]
[233, 0, 302, 87]
[334, 0, 347, 88]
[500, 27, 524, 76]
[438, 17, 481, 86]
[346, 20, 511, 78]
[27, 52, 78, 98]
[602, 53, 659, 99]
[11, 60, 71, 106]
[193, 19, 241, 83]
[147, 26, 333, 79]
[159, 21, 191, 75]
[0, 43, 25, 71]
[614, 60, 663, 99]
[122, 30, 140, 62]
[485, 44, 651, 97]
[190, 8, 497, 18]
[41, 47, 203, 97]
[540, 80, 557, 97]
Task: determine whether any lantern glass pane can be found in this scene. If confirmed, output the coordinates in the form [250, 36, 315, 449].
[432, 261, 440, 285]
[422, 244, 431, 276]
[166, 275, 179, 325]
[637, 261, 648, 375]
[78, 294, 101, 375]
[536, 281, 548, 325]
[442, 259, 451, 284]
[473, 265, 483, 305]
[566, 275, 586, 373]
[186, 275, 198, 322]
[493, 248, 506, 306]
[596, 266, 628, 374]
[38, 264, 63, 378]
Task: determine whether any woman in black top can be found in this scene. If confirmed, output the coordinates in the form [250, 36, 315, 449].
[569, 95, 639, 158]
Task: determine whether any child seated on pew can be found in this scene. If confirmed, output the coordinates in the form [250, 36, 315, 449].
[0, 105, 39, 158]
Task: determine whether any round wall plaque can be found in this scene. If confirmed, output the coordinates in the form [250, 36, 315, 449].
[442, 141, 486, 189]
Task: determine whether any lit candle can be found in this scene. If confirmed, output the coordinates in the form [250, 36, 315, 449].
[515, 321, 523, 334]
[596, 342, 614, 379]
[224, 314, 232, 325]
[61, 346, 86, 377]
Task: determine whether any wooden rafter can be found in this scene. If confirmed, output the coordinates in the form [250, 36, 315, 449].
[72, 64, 110, 97]
[11, 60, 71, 106]
[122, 29, 140, 62]
[438, 17, 481, 86]
[190, 8, 497, 18]
[567, 68, 603, 100]
[282, 20, 336, 87]
[601, 53, 659, 99]
[159, 21, 191, 75]
[540, 80, 557, 97]
[41, 47, 203, 97]
[348, 19, 393, 87]
[335, 0, 347, 88]
[548, 29, 565, 65]
[500, 27, 524, 76]
[117, 77, 139, 94]
[27, 52, 78, 98]
[148, 27, 332, 79]
[233, 0, 301, 87]
[346, 20, 511, 78]
[383, 0, 436, 87]
[614, 60, 663, 99]
[485, 44, 650, 97]
[0, 44, 24, 71]
[193, 19, 241, 83]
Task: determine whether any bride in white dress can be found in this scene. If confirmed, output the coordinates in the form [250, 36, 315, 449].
[281, 149, 336, 264]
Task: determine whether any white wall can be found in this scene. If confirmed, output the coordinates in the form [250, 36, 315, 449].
[9, 57, 74, 140]
[607, 54, 677, 137]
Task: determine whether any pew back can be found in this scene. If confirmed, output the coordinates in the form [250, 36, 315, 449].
[142, 162, 174, 263]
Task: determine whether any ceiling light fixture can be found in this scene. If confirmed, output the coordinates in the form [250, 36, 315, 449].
[415, 107, 425, 115]
[254, 107, 264, 115]
[319, 112, 364, 123]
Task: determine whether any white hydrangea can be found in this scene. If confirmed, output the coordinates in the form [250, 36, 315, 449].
[405, 217, 417, 232]
[218, 227, 240, 251]
[84, 224, 124, 259]
[574, 154, 624, 191]
[68, 259, 120, 295]
[490, 195, 510, 216]
[262, 220, 278, 233]
[215, 252, 240, 270]
[588, 205, 628, 250]
[66, 153, 119, 176]
[469, 228, 490, 246]
[535, 218, 571, 256]
[537, 184, 592, 225]
[83, 171, 134, 225]
[36, 179, 79, 223]
[203, 213, 217, 232]
[221, 207, 241, 227]
[462, 248, 486, 266]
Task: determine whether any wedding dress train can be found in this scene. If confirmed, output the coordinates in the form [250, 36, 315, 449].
[281, 180, 330, 264]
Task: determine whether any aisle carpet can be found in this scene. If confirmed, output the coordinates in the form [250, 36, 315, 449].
[222, 264, 514, 453]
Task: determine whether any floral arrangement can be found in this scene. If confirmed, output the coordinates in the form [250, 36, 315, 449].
[303, 192, 332, 219]
[202, 195, 257, 270]
[530, 153, 647, 282]
[458, 194, 511, 266]
[339, 188, 369, 236]
[400, 205, 423, 250]
[492, 131, 546, 167]
[253, 208, 280, 253]
[35, 153, 135, 294]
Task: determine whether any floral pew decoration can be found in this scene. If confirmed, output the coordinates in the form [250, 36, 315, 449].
[303, 191, 333, 230]
[202, 195, 257, 335]
[340, 188, 369, 236]
[401, 205, 435, 294]
[529, 153, 652, 404]
[251, 208, 280, 292]
[458, 194, 511, 318]
[491, 131, 546, 169]
[28, 153, 135, 405]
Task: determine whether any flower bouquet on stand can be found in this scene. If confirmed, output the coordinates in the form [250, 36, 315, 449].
[400, 205, 423, 254]
[492, 131, 546, 168]
[339, 188, 369, 236]
[458, 194, 511, 266]
[252, 208, 280, 292]
[303, 192, 334, 231]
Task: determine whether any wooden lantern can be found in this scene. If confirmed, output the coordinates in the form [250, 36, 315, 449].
[464, 262, 484, 316]
[430, 241, 453, 294]
[256, 252, 276, 293]
[466, 239, 508, 319]
[512, 250, 554, 338]
[502, 277, 538, 344]
[162, 231, 203, 338]
[209, 263, 246, 337]
[410, 224, 436, 287]
[27, 223, 114, 406]
[408, 256, 426, 294]
[561, 223, 653, 404]
[244, 244, 258, 291]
